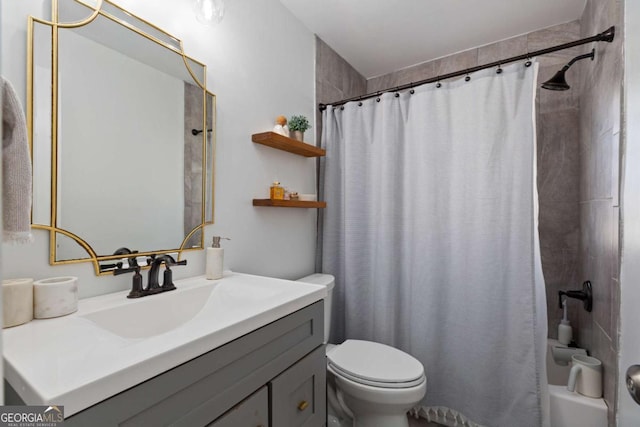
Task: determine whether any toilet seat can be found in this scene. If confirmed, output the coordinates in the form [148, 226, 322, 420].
[327, 340, 425, 389]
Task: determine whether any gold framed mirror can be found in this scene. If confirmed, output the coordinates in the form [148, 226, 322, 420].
[28, 0, 215, 275]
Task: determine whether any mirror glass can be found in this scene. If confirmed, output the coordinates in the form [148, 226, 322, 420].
[29, 0, 214, 273]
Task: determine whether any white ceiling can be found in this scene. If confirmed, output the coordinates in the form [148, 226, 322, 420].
[279, 0, 587, 79]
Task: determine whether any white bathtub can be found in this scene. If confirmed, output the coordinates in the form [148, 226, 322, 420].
[546, 339, 608, 427]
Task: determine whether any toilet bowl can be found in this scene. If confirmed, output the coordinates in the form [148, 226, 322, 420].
[297, 274, 427, 427]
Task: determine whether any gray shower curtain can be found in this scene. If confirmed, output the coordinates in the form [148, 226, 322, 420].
[319, 62, 549, 427]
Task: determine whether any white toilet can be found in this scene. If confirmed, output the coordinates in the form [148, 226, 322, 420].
[297, 274, 427, 427]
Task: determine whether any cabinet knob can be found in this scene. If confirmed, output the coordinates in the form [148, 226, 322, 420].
[297, 400, 309, 411]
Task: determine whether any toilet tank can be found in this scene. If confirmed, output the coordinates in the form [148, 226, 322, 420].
[297, 274, 334, 343]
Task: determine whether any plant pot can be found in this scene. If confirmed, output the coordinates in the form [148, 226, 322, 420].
[291, 130, 304, 141]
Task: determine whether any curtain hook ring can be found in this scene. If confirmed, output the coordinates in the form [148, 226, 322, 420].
[496, 64, 503, 74]
[525, 55, 532, 67]
[465, 73, 471, 82]
[409, 82, 415, 95]
[436, 78, 441, 89]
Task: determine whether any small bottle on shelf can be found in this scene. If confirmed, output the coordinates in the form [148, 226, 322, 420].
[270, 181, 284, 200]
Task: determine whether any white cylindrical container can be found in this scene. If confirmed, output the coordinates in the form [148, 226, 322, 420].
[206, 236, 229, 280]
[33, 276, 78, 319]
[206, 247, 224, 280]
[2, 278, 34, 328]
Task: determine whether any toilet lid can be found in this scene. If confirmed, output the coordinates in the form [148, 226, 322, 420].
[327, 340, 425, 388]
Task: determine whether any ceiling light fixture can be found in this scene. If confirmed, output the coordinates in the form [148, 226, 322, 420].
[194, 0, 225, 25]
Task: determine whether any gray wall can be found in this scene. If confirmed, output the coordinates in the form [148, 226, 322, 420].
[577, 0, 623, 423]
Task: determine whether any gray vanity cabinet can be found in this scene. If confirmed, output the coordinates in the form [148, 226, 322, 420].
[271, 345, 326, 426]
[208, 386, 268, 427]
[6, 301, 326, 427]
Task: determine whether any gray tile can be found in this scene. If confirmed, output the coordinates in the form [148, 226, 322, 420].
[542, 243, 580, 337]
[316, 37, 342, 89]
[580, 128, 614, 202]
[539, 200, 580, 249]
[612, 206, 620, 281]
[611, 278, 620, 351]
[340, 61, 367, 99]
[591, 54, 622, 141]
[612, 132, 620, 206]
[478, 35, 528, 65]
[580, 0, 601, 38]
[537, 110, 580, 202]
[527, 21, 582, 67]
[367, 61, 437, 94]
[316, 36, 366, 100]
[592, 323, 616, 424]
[537, 65, 579, 113]
[367, 73, 403, 94]
[581, 200, 615, 260]
[594, 128, 614, 200]
[591, 255, 613, 337]
[432, 49, 478, 80]
[317, 79, 346, 105]
[577, 305, 593, 351]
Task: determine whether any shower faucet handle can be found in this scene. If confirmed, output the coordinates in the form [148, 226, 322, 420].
[558, 281, 593, 312]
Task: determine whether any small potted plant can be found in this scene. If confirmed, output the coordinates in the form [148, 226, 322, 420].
[288, 115, 311, 141]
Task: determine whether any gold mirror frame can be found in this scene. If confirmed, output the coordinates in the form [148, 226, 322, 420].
[27, 0, 215, 275]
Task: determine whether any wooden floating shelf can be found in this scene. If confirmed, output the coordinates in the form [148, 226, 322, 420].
[253, 199, 327, 208]
[252, 132, 326, 157]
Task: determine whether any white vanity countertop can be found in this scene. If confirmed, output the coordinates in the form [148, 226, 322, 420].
[3, 272, 326, 416]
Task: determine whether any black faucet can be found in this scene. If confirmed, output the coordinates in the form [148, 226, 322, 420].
[148, 255, 187, 294]
[113, 254, 187, 299]
[558, 280, 593, 312]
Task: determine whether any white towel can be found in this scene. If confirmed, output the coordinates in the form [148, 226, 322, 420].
[2, 76, 33, 244]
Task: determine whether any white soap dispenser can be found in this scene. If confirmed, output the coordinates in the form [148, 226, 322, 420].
[206, 236, 229, 280]
[558, 297, 573, 345]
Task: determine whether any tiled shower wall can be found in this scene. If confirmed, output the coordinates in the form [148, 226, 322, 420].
[315, 37, 367, 143]
[316, 10, 623, 424]
[577, 0, 623, 423]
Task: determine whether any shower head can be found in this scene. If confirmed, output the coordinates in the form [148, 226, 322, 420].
[541, 49, 595, 91]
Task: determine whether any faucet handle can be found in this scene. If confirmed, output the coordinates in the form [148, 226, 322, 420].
[113, 266, 145, 299]
[158, 256, 187, 290]
[157, 254, 187, 267]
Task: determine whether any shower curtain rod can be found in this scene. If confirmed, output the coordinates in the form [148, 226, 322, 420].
[318, 26, 615, 111]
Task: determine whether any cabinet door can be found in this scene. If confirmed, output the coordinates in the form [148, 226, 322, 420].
[270, 345, 326, 427]
[208, 386, 268, 427]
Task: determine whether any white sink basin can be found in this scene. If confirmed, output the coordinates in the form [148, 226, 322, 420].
[81, 284, 214, 339]
[3, 272, 326, 416]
